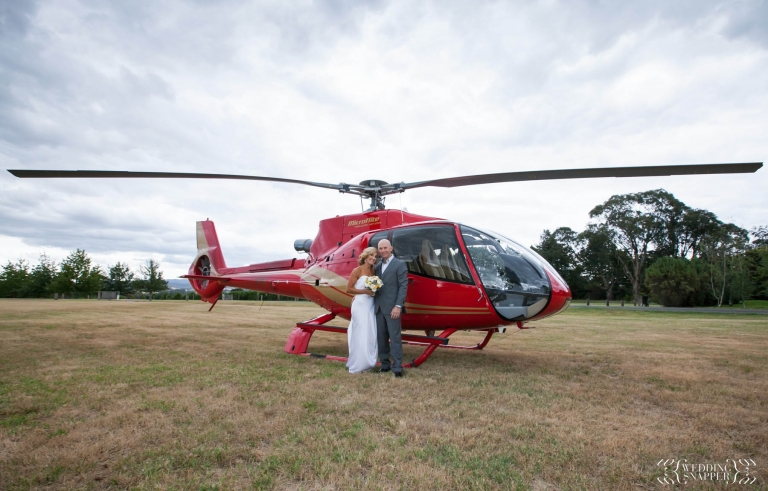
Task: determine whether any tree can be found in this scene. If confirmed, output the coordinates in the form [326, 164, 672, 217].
[51, 249, 104, 297]
[699, 223, 749, 307]
[678, 208, 722, 259]
[0, 259, 30, 298]
[745, 248, 768, 299]
[645, 257, 698, 307]
[751, 225, 768, 248]
[23, 253, 57, 298]
[577, 224, 626, 301]
[745, 225, 768, 300]
[589, 189, 682, 305]
[532, 227, 586, 297]
[650, 192, 689, 259]
[133, 259, 168, 300]
[104, 262, 134, 295]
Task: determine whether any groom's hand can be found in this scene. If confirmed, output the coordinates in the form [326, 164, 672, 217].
[390, 306, 401, 319]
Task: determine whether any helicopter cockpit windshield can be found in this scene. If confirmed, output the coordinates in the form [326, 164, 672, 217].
[460, 226, 552, 321]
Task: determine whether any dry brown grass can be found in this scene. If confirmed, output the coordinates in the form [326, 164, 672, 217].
[0, 299, 766, 490]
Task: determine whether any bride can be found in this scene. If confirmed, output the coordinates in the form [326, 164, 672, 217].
[345, 247, 379, 373]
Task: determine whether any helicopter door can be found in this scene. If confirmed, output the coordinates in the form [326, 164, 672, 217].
[389, 225, 486, 325]
[391, 226, 473, 283]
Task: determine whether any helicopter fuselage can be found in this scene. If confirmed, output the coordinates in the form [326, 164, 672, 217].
[185, 209, 572, 331]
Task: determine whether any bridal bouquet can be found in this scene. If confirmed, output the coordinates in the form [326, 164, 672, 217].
[365, 275, 383, 293]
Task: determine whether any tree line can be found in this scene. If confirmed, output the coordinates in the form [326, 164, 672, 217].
[0, 249, 169, 299]
[532, 189, 768, 307]
[0, 250, 304, 302]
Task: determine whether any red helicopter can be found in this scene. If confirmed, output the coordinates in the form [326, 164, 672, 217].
[8, 162, 763, 367]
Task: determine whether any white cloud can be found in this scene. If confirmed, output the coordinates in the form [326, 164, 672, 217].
[1, 0, 766, 278]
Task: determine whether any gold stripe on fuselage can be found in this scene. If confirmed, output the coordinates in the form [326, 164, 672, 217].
[404, 302, 487, 312]
[301, 266, 353, 308]
[406, 309, 490, 315]
[298, 267, 492, 315]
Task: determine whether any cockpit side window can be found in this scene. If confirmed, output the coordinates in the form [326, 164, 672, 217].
[368, 231, 390, 250]
[391, 226, 473, 284]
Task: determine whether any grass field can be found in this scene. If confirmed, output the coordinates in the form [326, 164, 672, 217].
[1, 299, 766, 490]
[568, 298, 768, 309]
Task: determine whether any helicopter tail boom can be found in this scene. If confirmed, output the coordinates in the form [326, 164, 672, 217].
[185, 220, 308, 304]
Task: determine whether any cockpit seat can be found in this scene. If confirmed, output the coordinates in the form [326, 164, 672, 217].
[439, 244, 457, 280]
[419, 240, 444, 278]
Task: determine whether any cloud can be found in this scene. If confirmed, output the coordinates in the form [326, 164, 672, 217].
[719, 0, 768, 47]
[1, 0, 766, 278]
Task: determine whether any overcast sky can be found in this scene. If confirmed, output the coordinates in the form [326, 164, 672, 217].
[1, 0, 767, 278]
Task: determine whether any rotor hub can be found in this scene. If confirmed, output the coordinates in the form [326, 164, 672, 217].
[359, 179, 389, 188]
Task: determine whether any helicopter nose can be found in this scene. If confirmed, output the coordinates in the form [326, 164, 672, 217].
[542, 270, 572, 318]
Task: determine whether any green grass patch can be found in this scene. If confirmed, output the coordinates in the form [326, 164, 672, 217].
[744, 299, 768, 309]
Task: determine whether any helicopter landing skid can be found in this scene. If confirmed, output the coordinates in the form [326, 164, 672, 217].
[283, 314, 498, 368]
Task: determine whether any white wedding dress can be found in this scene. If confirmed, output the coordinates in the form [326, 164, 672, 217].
[346, 275, 378, 373]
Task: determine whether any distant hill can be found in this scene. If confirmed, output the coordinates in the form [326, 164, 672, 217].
[166, 278, 193, 291]
[165, 278, 237, 293]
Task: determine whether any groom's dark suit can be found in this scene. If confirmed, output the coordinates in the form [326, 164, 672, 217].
[374, 255, 408, 373]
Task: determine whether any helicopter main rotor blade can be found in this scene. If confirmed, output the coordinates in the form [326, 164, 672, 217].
[8, 162, 763, 198]
[6, 169, 347, 191]
[399, 162, 763, 190]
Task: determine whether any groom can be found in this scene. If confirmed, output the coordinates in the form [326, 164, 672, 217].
[374, 239, 408, 377]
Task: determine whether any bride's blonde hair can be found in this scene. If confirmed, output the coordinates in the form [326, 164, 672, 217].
[357, 247, 378, 266]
